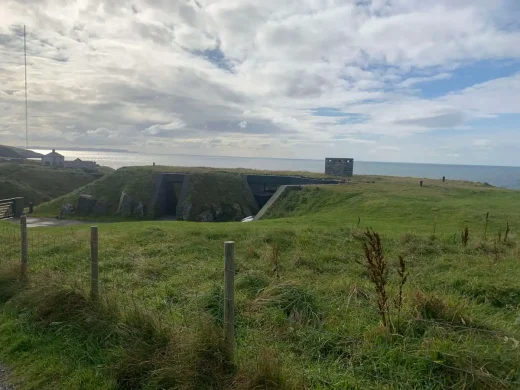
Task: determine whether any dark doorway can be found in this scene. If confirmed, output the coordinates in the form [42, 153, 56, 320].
[164, 181, 178, 216]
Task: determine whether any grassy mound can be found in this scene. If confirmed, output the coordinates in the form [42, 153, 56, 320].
[1, 175, 519, 388]
[183, 172, 258, 221]
[34, 166, 288, 220]
[0, 163, 102, 205]
[34, 167, 159, 217]
[263, 176, 519, 233]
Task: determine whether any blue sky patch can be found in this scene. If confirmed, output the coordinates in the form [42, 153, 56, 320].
[414, 60, 520, 99]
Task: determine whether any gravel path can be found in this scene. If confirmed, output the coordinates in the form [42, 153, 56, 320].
[0, 364, 13, 390]
[9, 216, 90, 228]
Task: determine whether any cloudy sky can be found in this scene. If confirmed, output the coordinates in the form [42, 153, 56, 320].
[1, 0, 520, 165]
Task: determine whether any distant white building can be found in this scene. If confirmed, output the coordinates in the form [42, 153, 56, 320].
[41, 150, 97, 170]
[41, 149, 64, 167]
[64, 158, 97, 170]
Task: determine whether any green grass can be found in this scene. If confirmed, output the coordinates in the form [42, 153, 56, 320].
[0, 175, 519, 389]
[0, 163, 103, 205]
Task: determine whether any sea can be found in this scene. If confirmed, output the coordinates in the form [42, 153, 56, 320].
[31, 149, 520, 190]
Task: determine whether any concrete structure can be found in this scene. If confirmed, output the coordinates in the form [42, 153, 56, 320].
[64, 158, 97, 170]
[149, 173, 341, 220]
[150, 173, 191, 219]
[325, 157, 354, 177]
[41, 149, 64, 167]
[245, 174, 340, 208]
[0, 197, 24, 219]
[41, 150, 97, 170]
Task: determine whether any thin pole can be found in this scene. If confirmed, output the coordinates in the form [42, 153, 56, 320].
[20, 215, 28, 278]
[24, 25, 28, 149]
[223, 241, 235, 359]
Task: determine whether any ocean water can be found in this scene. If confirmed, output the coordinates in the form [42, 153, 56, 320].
[32, 149, 520, 190]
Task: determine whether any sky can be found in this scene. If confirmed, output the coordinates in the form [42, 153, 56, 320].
[1, 0, 520, 165]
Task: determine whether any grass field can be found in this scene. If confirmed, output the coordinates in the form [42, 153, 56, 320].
[0, 163, 103, 206]
[0, 175, 519, 389]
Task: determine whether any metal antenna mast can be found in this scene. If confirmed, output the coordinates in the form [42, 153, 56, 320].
[24, 25, 28, 149]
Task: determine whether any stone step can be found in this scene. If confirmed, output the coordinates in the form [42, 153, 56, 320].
[0, 204, 12, 218]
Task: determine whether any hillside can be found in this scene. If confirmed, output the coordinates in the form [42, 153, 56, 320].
[0, 163, 102, 205]
[0, 175, 519, 389]
[0, 145, 42, 159]
[34, 166, 329, 219]
[262, 175, 519, 232]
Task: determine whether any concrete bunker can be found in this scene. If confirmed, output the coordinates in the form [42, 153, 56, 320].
[150, 173, 191, 219]
[150, 173, 340, 221]
[245, 175, 340, 209]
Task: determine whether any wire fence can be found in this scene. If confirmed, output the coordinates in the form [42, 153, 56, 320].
[0, 218, 519, 388]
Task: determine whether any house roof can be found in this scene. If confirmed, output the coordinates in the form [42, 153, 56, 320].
[44, 150, 64, 157]
[74, 158, 82, 161]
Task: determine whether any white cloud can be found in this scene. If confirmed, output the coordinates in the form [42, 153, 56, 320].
[143, 117, 187, 136]
[0, 0, 519, 164]
[473, 139, 491, 147]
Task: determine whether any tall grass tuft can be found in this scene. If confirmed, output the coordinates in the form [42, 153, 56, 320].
[484, 212, 489, 239]
[270, 244, 282, 278]
[362, 229, 389, 327]
[504, 222, 510, 243]
[233, 348, 299, 390]
[395, 255, 408, 334]
[255, 282, 321, 325]
[0, 264, 27, 303]
[493, 235, 500, 262]
[461, 226, 469, 247]
[413, 292, 471, 326]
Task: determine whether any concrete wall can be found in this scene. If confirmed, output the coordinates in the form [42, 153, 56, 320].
[246, 175, 340, 208]
[150, 173, 187, 219]
[325, 158, 354, 177]
[41, 154, 64, 167]
[150, 173, 341, 219]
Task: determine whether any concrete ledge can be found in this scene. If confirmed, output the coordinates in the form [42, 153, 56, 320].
[253, 185, 298, 221]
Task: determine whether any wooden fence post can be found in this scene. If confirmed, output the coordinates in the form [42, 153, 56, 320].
[224, 241, 235, 359]
[20, 215, 28, 278]
[90, 226, 99, 299]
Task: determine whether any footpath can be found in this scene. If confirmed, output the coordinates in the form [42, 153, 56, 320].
[0, 364, 13, 390]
